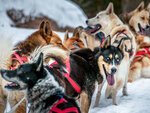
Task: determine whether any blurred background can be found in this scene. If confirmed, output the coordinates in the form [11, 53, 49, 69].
[0, 0, 149, 32]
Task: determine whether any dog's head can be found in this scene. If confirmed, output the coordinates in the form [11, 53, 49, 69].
[0, 53, 44, 91]
[63, 30, 85, 51]
[128, 2, 150, 35]
[86, 2, 123, 35]
[39, 21, 68, 50]
[96, 36, 124, 86]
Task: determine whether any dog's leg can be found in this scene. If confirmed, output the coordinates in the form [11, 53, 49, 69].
[105, 84, 112, 99]
[123, 67, 129, 96]
[93, 81, 104, 107]
[80, 92, 90, 113]
[112, 88, 117, 105]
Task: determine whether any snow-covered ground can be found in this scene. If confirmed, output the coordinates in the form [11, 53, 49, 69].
[0, 0, 87, 28]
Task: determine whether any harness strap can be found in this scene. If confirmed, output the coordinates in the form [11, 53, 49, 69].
[49, 58, 81, 94]
[133, 47, 150, 61]
[97, 32, 105, 44]
[115, 30, 133, 57]
[5, 96, 25, 113]
[11, 52, 28, 70]
[49, 95, 79, 113]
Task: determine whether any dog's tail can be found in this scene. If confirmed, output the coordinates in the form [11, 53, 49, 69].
[29, 45, 69, 66]
[0, 37, 14, 69]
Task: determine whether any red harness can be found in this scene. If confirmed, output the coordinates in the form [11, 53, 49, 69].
[11, 52, 28, 70]
[49, 58, 81, 94]
[49, 95, 79, 113]
[133, 47, 150, 61]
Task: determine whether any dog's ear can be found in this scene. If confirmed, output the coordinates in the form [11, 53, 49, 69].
[117, 39, 125, 53]
[146, 3, 150, 12]
[64, 30, 69, 41]
[35, 53, 43, 72]
[73, 26, 83, 37]
[136, 1, 144, 12]
[40, 21, 52, 36]
[106, 2, 114, 14]
[101, 35, 111, 48]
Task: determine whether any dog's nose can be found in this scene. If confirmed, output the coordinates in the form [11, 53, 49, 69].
[146, 25, 150, 29]
[86, 20, 88, 24]
[111, 68, 117, 74]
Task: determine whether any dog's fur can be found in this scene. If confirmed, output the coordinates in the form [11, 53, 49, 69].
[119, 2, 150, 82]
[0, 38, 26, 113]
[63, 30, 85, 51]
[128, 34, 150, 82]
[29, 45, 102, 113]
[0, 51, 81, 113]
[120, 1, 150, 36]
[10, 20, 67, 69]
[86, 2, 136, 106]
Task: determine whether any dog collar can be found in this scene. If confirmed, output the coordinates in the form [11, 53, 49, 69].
[49, 58, 81, 94]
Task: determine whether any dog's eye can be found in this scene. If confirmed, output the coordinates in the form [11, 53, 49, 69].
[97, 16, 99, 19]
[116, 58, 120, 62]
[106, 57, 110, 61]
[58, 43, 62, 45]
[141, 17, 145, 20]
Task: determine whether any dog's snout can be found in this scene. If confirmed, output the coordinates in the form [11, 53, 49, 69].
[86, 20, 88, 24]
[111, 68, 117, 74]
[146, 25, 150, 29]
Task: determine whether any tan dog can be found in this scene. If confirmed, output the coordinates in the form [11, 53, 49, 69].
[120, 1, 150, 36]
[120, 2, 150, 82]
[86, 2, 136, 106]
[128, 34, 150, 82]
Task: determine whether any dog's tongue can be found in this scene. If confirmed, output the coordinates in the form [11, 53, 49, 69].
[8, 82, 18, 86]
[141, 29, 146, 36]
[107, 74, 114, 86]
[90, 27, 98, 33]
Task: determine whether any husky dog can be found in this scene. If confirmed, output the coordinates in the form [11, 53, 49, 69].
[86, 2, 136, 106]
[120, 1, 150, 36]
[0, 51, 81, 113]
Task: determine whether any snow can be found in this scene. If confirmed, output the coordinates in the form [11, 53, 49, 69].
[0, 0, 87, 28]
[90, 79, 150, 113]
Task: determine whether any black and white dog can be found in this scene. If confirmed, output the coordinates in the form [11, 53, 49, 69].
[0, 53, 81, 113]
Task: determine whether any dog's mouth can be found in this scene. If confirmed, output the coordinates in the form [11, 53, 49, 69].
[87, 24, 101, 33]
[138, 23, 146, 35]
[106, 73, 115, 86]
[5, 81, 20, 90]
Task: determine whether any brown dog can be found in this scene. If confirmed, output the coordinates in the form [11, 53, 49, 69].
[63, 30, 85, 51]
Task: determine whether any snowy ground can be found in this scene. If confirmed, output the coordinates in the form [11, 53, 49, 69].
[1, 26, 150, 113]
